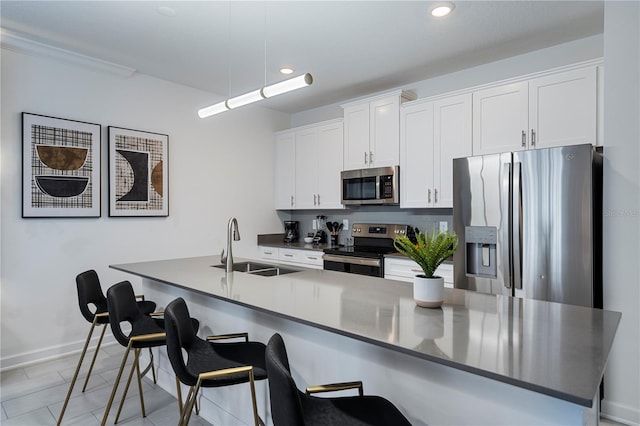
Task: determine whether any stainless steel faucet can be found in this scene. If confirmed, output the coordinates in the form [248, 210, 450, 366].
[221, 217, 240, 273]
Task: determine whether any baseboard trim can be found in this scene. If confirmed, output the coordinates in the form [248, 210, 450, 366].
[601, 399, 640, 426]
[0, 332, 118, 372]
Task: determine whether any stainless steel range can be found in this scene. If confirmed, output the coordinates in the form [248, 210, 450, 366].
[322, 223, 414, 277]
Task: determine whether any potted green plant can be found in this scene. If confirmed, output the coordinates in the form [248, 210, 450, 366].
[394, 228, 458, 308]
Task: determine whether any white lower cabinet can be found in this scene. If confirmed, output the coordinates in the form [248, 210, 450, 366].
[384, 256, 453, 288]
[259, 246, 324, 270]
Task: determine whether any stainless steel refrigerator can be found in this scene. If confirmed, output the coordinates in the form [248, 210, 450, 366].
[452, 144, 602, 308]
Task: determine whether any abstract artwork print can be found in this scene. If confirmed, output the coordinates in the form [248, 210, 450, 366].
[22, 113, 101, 218]
[109, 127, 168, 217]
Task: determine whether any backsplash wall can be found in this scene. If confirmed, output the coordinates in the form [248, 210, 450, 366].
[277, 207, 453, 245]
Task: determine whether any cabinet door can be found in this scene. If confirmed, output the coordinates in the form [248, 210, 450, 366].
[343, 103, 370, 170]
[473, 82, 528, 155]
[434, 93, 472, 208]
[274, 132, 296, 209]
[400, 101, 434, 208]
[294, 128, 318, 209]
[529, 67, 597, 149]
[370, 95, 401, 167]
[316, 121, 344, 209]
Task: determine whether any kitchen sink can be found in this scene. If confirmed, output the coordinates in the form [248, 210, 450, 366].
[213, 261, 301, 276]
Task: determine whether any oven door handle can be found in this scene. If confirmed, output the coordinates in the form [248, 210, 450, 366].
[322, 254, 381, 267]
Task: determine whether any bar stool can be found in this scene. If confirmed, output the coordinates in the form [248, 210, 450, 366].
[164, 297, 268, 425]
[101, 281, 198, 425]
[265, 333, 412, 426]
[57, 270, 156, 425]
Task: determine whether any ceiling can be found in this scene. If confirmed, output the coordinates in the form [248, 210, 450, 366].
[0, 1, 604, 115]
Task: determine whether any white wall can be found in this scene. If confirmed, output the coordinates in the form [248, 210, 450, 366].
[0, 47, 290, 366]
[601, 2, 640, 424]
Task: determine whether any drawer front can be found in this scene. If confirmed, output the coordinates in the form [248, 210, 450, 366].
[299, 251, 324, 267]
[385, 257, 454, 286]
[279, 248, 302, 263]
[279, 248, 324, 269]
[384, 257, 421, 281]
[259, 246, 279, 260]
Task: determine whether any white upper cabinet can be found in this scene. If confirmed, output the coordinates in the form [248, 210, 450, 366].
[274, 131, 296, 209]
[400, 93, 472, 208]
[473, 66, 598, 155]
[528, 67, 597, 149]
[472, 82, 529, 155]
[433, 93, 473, 207]
[400, 100, 434, 208]
[343, 91, 415, 170]
[343, 103, 370, 170]
[294, 127, 319, 209]
[276, 119, 344, 210]
[315, 121, 344, 209]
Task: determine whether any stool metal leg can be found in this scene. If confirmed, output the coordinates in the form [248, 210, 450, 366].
[57, 313, 107, 426]
[114, 348, 145, 424]
[176, 375, 183, 414]
[101, 342, 133, 426]
[81, 322, 107, 392]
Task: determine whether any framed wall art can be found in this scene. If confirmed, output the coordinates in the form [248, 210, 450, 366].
[22, 113, 101, 218]
[108, 126, 169, 217]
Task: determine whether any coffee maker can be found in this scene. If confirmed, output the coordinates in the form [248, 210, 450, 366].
[283, 221, 299, 243]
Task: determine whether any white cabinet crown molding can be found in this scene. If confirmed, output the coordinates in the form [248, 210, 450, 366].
[401, 58, 604, 108]
[341, 89, 417, 109]
[0, 29, 137, 78]
[275, 118, 343, 136]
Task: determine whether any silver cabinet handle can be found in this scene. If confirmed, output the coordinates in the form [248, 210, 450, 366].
[364, 151, 368, 165]
[283, 253, 294, 257]
[313, 194, 317, 205]
[322, 254, 381, 267]
[531, 129, 536, 147]
[501, 162, 512, 289]
[369, 151, 373, 164]
[434, 188, 438, 204]
[521, 130, 526, 147]
[428, 189, 431, 203]
[317, 194, 320, 205]
[290, 195, 294, 206]
[512, 162, 523, 289]
[264, 251, 273, 255]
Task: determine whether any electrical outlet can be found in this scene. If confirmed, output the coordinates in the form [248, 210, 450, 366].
[439, 221, 448, 232]
[312, 219, 318, 230]
[343, 219, 349, 230]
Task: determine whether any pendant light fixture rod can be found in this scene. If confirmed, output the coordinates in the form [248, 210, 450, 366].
[197, 73, 313, 118]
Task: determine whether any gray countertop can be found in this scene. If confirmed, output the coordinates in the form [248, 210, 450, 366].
[111, 255, 620, 408]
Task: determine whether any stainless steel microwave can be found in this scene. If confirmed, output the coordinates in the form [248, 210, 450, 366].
[341, 165, 399, 205]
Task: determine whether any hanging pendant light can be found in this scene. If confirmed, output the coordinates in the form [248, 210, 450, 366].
[198, 73, 313, 118]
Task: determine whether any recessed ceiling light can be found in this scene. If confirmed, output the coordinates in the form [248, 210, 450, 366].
[431, 2, 455, 17]
[280, 67, 294, 75]
[158, 6, 177, 17]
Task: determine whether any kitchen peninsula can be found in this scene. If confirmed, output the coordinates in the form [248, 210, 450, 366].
[111, 255, 620, 426]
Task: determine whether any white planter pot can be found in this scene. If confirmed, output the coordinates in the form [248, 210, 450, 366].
[413, 275, 444, 308]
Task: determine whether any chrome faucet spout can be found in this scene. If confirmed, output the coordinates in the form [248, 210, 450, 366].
[225, 217, 240, 273]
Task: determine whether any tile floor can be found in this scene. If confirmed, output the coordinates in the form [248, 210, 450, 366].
[1, 343, 211, 425]
[0, 343, 628, 426]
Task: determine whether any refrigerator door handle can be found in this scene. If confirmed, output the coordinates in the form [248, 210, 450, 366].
[502, 162, 512, 289]
[512, 162, 523, 290]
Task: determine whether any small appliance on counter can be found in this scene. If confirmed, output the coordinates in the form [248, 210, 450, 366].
[312, 229, 327, 245]
[283, 221, 299, 243]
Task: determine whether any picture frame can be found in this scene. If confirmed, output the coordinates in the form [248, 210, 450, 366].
[22, 113, 101, 218]
[108, 126, 169, 217]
